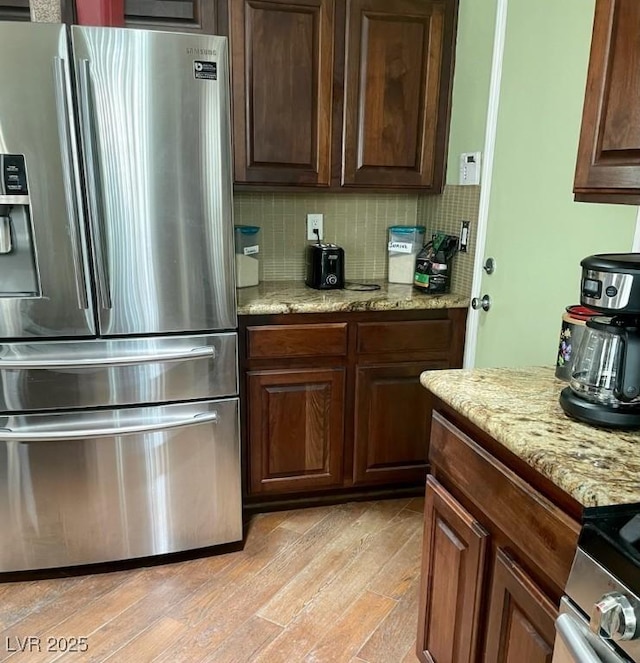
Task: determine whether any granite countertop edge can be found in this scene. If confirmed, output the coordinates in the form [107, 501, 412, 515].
[236, 280, 469, 316]
[420, 367, 640, 508]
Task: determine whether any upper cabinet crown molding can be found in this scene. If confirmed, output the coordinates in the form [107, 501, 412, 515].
[574, 0, 640, 204]
[230, 0, 459, 192]
[0, 0, 30, 21]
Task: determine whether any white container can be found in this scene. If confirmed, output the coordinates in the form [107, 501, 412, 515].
[387, 225, 426, 284]
[234, 225, 260, 288]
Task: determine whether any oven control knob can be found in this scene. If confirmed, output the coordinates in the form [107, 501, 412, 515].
[590, 592, 638, 641]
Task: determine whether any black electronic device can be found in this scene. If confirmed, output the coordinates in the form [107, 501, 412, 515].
[305, 243, 345, 290]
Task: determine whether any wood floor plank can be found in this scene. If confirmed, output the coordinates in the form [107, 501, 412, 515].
[0, 578, 82, 631]
[100, 617, 184, 663]
[166, 525, 301, 629]
[356, 581, 421, 663]
[258, 499, 411, 626]
[366, 525, 422, 600]
[0, 571, 137, 661]
[201, 615, 283, 663]
[405, 497, 425, 513]
[251, 508, 421, 663]
[0, 499, 425, 663]
[401, 645, 421, 662]
[182, 501, 374, 655]
[46, 564, 212, 663]
[277, 504, 335, 534]
[303, 590, 396, 663]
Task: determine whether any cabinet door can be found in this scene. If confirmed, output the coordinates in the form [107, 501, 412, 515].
[484, 549, 557, 663]
[124, 0, 220, 33]
[574, 0, 640, 202]
[353, 363, 443, 486]
[0, 0, 29, 20]
[417, 475, 488, 663]
[247, 368, 345, 494]
[342, 0, 455, 190]
[230, 0, 334, 185]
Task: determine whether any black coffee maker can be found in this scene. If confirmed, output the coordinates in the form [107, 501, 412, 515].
[559, 253, 640, 428]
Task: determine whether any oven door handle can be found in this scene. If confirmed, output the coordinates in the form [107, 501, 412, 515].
[556, 613, 605, 663]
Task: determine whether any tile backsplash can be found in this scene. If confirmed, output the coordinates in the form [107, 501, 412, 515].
[417, 185, 481, 296]
[233, 185, 481, 294]
[233, 193, 419, 282]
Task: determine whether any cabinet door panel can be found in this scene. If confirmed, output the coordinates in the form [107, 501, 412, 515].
[575, 0, 640, 198]
[343, 0, 453, 190]
[417, 475, 488, 663]
[353, 362, 445, 486]
[124, 0, 219, 33]
[231, 0, 334, 185]
[248, 368, 344, 494]
[484, 549, 557, 663]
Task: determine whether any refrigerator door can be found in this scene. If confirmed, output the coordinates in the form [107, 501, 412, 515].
[71, 27, 236, 336]
[0, 23, 95, 338]
[0, 332, 237, 411]
[0, 399, 241, 572]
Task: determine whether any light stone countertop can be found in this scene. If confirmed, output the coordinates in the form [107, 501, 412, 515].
[237, 280, 469, 315]
[420, 366, 640, 507]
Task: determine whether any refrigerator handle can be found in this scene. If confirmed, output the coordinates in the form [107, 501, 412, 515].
[0, 412, 219, 442]
[0, 345, 215, 369]
[53, 57, 89, 311]
[77, 58, 112, 311]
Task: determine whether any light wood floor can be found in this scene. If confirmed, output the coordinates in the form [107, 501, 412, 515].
[0, 497, 424, 663]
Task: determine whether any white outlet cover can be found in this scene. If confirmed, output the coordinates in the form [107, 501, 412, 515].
[306, 213, 324, 240]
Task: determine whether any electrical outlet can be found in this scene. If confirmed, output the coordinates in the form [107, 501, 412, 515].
[306, 213, 324, 241]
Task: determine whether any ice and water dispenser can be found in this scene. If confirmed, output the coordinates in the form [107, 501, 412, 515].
[0, 154, 39, 296]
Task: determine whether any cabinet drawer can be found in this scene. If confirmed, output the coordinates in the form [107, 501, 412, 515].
[429, 413, 580, 592]
[356, 320, 451, 356]
[247, 323, 348, 360]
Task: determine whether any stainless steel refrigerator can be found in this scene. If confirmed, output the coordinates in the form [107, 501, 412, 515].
[0, 23, 241, 572]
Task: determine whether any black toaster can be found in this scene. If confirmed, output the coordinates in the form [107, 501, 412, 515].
[305, 243, 345, 289]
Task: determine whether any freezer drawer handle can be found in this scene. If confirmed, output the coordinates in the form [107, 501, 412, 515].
[78, 58, 111, 311]
[555, 613, 602, 663]
[53, 56, 89, 310]
[0, 345, 215, 369]
[0, 411, 219, 441]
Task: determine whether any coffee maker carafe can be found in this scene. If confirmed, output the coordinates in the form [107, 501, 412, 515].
[560, 253, 640, 428]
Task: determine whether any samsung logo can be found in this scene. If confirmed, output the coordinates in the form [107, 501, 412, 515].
[186, 47, 217, 56]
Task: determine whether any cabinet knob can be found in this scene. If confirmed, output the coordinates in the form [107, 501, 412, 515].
[590, 592, 638, 641]
[471, 295, 491, 312]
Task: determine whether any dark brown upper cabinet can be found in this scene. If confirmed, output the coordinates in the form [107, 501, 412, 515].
[0, 0, 30, 20]
[230, 0, 458, 191]
[574, 0, 640, 204]
[343, 0, 453, 190]
[230, 0, 334, 186]
[124, 0, 222, 34]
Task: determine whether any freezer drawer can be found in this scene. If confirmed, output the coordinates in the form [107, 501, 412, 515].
[0, 333, 237, 411]
[0, 399, 241, 572]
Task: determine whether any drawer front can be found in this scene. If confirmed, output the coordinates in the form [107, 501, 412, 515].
[247, 323, 348, 360]
[430, 412, 580, 592]
[356, 320, 451, 356]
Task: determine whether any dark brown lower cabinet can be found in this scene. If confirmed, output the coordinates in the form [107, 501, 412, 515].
[240, 308, 467, 504]
[354, 363, 443, 486]
[484, 550, 557, 663]
[416, 411, 581, 663]
[417, 475, 487, 663]
[247, 368, 345, 494]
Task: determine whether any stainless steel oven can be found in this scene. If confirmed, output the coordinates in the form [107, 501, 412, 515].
[553, 507, 640, 663]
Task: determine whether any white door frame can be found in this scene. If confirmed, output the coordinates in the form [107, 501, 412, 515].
[463, 0, 509, 368]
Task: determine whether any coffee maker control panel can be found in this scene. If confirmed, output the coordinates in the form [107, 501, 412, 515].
[580, 254, 640, 315]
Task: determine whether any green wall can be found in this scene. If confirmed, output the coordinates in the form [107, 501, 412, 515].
[446, 0, 638, 368]
[446, 0, 497, 184]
